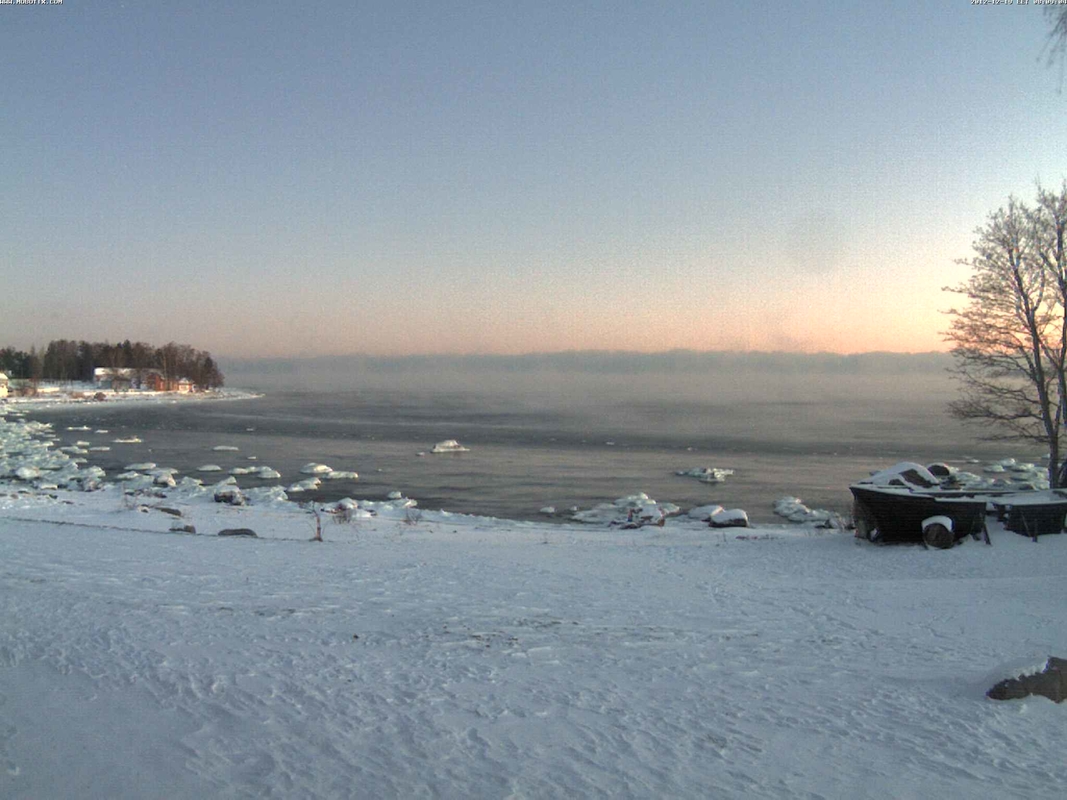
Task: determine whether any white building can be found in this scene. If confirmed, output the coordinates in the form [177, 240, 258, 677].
[0, 372, 8, 399]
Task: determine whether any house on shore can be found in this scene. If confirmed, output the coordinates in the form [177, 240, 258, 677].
[0, 373, 8, 399]
[94, 368, 195, 393]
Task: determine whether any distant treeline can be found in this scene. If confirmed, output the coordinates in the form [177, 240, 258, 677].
[0, 340, 224, 388]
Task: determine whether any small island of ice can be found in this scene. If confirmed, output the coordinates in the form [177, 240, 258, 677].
[431, 439, 470, 453]
[676, 466, 735, 484]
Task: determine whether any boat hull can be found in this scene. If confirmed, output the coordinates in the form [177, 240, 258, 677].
[849, 485, 988, 543]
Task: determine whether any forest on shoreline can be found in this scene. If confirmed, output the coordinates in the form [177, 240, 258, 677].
[0, 340, 224, 388]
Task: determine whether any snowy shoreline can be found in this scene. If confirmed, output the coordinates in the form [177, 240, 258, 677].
[2, 472, 1066, 798]
[0, 385, 262, 411]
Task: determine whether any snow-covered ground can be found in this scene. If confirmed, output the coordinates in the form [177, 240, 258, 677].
[1, 407, 1066, 798]
[2, 483, 1066, 798]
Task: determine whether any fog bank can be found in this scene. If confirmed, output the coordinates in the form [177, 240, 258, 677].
[221, 350, 955, 405]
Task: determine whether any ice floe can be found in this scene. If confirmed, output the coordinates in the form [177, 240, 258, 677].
[323, 470, 358, 480]
[287, 478, 322, 493]
[676, 466, 735, 484]
[431, 439, 470, 453]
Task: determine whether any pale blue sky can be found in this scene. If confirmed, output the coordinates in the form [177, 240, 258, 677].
[2, 1, 1064, 357]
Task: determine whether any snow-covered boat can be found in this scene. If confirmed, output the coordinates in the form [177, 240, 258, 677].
[850, 462, 1067, 547]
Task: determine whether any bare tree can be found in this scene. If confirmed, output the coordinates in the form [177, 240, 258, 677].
[1045, 8, 1067, 84]
[945, 183, 1067, 487]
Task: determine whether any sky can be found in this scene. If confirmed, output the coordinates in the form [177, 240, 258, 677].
[2, 1, 1065, 359]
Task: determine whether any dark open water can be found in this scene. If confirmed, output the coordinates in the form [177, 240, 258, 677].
[25, 369, 1037, 524]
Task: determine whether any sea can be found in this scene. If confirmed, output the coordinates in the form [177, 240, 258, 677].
[24, 358, 1038, 524]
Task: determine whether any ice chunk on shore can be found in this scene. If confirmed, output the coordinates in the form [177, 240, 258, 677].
[125, 462, 157, 471]
[213, 445, 239, 452]
[113, 437, 142, 444]
[323, 470, 358, 480]
[571, 493, 680, 527]
[300, 463, 333, 475]
[773, 496, 836, 525]
[431, 440, 469, 453]
[687, 504, 724, 521]
[198, 465, 223, 472]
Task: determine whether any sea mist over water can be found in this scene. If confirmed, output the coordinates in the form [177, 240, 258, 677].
[38, 352, 1034, 523]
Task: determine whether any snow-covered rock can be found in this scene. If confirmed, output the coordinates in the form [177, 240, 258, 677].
[710, 508, 749, 528]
